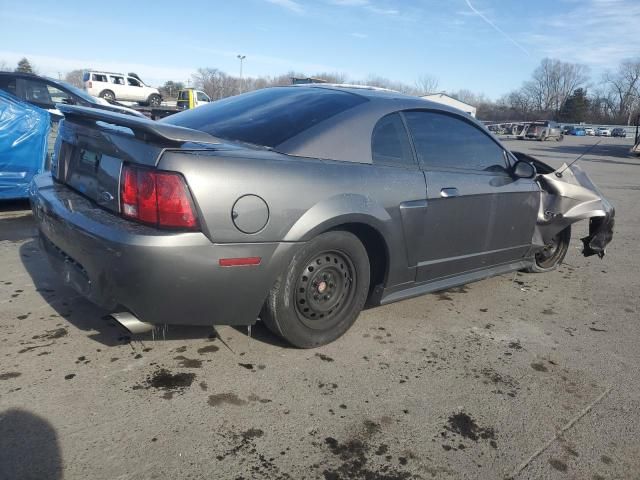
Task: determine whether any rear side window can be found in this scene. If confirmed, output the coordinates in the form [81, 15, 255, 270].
[163, 87, 368, 148]
[92, 74, 108, 82]
[404, 111, 507, 173]
[110, 76, 124, 85]
[0, 76, 17, 95]
[22, 79, 54, 108]
[371, 113, 415, 168]
[82, 72, 90, 82]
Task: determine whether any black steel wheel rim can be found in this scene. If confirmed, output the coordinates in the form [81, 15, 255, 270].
[294, 250, 356, 329]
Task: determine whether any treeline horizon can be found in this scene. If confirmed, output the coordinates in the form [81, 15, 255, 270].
[3, 56, 639, 126]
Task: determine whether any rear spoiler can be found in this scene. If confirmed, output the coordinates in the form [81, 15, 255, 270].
[57, 104, 220, 145]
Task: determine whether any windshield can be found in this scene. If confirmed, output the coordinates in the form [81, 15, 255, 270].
[162, 87, 367, 148]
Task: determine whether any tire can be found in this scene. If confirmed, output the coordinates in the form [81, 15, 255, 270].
[147, 94, 161, 107]
[527, 226, 571, 273]
[261, 231, 370, 348]
[556, 134, 564, 142]
[99, 90, 115, 102]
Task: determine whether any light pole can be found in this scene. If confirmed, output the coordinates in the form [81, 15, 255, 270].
[237, 54, 246, 93]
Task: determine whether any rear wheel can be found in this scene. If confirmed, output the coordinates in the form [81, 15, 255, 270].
[147, 94, 161, 106]
[99, 90, 115, 102]
[527, 226, 571, 273]
[261, 231, 370, 348]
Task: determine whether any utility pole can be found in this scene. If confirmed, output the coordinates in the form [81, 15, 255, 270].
[237, 55, 246, 93]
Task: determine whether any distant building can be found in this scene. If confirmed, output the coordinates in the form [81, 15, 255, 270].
[420, 93, 477, 118]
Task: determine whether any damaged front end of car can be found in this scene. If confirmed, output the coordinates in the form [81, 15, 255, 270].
[514, 152, 615, 259]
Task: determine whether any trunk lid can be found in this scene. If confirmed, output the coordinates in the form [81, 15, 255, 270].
[52, 105, 219, 213]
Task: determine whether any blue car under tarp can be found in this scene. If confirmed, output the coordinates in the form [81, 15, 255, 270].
[0, 90, 50, 200]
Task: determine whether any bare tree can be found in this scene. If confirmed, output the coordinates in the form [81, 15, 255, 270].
[192, 68, 239, 100]
[64, 69, 84, 88]
[603, 58, 640, 124]
[415, 75, 439, 95]
[0, 60, 9, 72]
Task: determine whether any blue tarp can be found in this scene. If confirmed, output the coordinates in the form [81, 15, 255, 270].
[0, 90, 50, 199]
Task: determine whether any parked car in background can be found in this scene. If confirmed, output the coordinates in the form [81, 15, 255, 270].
[562, 125, 574, 135]
[611, 128, 626, 138]
[585, 127, 595, 136]
[521, 120, 563, 141]
[596, 127, 611, 137]
[30, 85, 615, 347]
[0, 72, 146, 119]
[83, 70, 162, 106]
[569, 127, 586, 136]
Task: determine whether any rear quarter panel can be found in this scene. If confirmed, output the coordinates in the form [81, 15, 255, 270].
[158, 150, 426, 289]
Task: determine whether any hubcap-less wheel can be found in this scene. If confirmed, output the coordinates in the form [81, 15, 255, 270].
[101, 91, 114, 101]
[295, 251, 355, 329]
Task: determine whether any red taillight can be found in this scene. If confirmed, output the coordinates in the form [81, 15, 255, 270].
[120, 165, 198, 230]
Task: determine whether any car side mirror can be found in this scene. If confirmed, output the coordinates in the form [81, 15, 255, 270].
[61, 97, 75, 105]
[512, 160, 535, 179]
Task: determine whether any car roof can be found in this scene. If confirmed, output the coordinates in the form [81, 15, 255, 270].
[272, 84, 487, 163]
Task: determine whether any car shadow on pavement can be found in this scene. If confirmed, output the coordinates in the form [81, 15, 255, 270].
[230, 322, 291, 349]
[19, 238, 267, 348]
[0, 408, 63, 480]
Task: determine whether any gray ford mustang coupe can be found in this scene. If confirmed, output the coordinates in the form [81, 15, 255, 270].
[29, 85, 614, 347]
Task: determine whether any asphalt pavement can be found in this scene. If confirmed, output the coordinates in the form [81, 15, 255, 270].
[1, 135, 638, 480]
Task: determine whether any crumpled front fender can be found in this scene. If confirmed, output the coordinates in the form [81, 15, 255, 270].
[534, 163, 614, 258]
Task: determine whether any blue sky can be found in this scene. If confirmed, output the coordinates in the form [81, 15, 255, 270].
[0, 0, 637, 99]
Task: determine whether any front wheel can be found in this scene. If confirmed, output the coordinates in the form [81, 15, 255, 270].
[527, 226, 571, 273]
[261, 231, 370, 348]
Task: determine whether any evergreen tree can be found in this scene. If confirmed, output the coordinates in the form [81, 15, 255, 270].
[559, 88, 590, 122]
[15, 58, 34, 73]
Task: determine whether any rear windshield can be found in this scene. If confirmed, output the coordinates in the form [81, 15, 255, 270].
[162, 87, 367, 148]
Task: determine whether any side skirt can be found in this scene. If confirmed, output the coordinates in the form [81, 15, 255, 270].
[379, 259, 532, 306]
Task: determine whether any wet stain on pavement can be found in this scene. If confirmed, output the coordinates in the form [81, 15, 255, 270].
[321, 428, 415, 480]
[197, 345, 219, 354]
[174, 356, 203, 368]
[134, 368, 196, 399]
[32, 327, 67, 340]
[441, 412, 497, 449]
[531, 362, 549, 372]
[315, 353, 334, 362]
[208, 393, 248, 407]
[0, 372, 21, 380]
[549, 458, 568, 472]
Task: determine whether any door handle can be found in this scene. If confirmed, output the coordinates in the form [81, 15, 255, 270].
[440, 188, 459, 198]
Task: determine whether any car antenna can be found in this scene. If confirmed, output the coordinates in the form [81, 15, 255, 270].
[555, 140, 601, 177]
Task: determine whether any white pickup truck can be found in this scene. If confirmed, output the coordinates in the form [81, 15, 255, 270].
[83, 71, 161, 106]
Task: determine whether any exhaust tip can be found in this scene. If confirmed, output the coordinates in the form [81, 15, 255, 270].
[110, 312, 154, 335]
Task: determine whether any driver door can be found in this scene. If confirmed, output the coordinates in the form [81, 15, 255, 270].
[402, 110, 539, 282]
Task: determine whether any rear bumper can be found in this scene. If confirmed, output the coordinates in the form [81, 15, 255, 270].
[29, 174, 302, 326]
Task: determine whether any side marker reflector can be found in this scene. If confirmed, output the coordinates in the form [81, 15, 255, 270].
[219, 257, 262, 267]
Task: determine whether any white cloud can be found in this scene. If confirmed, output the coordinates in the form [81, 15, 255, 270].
[350, 32, 368, 39]
[265, 0, 304, 13]
[328, 0, 398, 15]
[523, 0, 640, 68]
